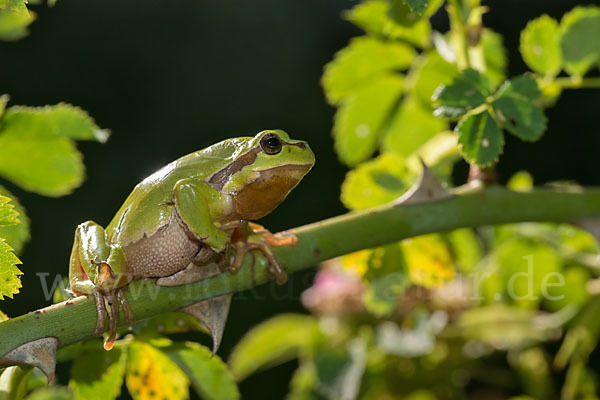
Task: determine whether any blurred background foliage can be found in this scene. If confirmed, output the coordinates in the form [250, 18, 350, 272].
[1, 0, 600, 399]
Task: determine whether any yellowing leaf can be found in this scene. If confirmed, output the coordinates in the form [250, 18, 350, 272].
[126, 342, 189, 400]
[341, 250, 371, 276]
[362, 244, 408, 316]
[229, 314, 319, 381]
[341, 153, 413, 210]
[403, 234, 455, 288]
[0, 238, 22, 299]
[333, 75, 403, 166]
[322, 36, 415, 105]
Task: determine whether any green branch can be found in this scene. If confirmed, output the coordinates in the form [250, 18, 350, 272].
[2, 186, 600, 356]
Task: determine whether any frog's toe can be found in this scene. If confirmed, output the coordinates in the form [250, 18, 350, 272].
[92, 290, 108, 337]
[103, 292, 120, 351]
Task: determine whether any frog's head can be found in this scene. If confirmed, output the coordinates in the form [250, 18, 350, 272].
[220, 129, 315, 220]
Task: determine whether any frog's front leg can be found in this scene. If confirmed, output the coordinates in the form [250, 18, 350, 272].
[69, 221, 134, 350]
[172, 178, 231, 252]
[227, 222, 297, 285]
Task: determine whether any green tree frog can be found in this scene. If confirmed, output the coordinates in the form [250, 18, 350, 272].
[68, 130, 315, 350]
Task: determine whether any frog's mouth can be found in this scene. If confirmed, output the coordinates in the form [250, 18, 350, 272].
[233, 163, 313, 220]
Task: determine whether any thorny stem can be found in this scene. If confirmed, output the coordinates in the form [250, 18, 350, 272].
[2, 186, 600, 356]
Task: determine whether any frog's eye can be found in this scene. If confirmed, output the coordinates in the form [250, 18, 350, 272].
[260, 133, 283, 155]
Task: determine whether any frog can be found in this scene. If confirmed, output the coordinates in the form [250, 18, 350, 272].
[68, 129, 315, 351]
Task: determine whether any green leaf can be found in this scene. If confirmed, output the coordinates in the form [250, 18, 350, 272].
[0, 0, 34, 41]
[362, 244, 408, 316]
[456, 110, 503, 166]
[492, 76, 547, 141]
[340, 153, 413, 211]
[322, 37, 415, 105]
[403, 234, 455, 289]
[69, 348, 126, 400]
[403, 0, 427, 15]
[0, 238, 22, 300]
[560, 6, 600, 77]
[314, 339, 366, 400]
[410, 51, 459, 106]
[0, 104, 108, 196]
[345, 0, 431, 48]
[2, 104, 109, 142]
[0, 309, 7, 321]
[25, 387, 75, 400]
[229, 314, 319, 381]
[333, 75, 403, 166]
[446, 228, 482, 274]
[507, 170, 534, 191]
[382, 96, 447, 157]
[0, 195, 18, 226]
[520, 15, 562, 77]
[0, 186, 30, 253]
[126, 342, 189, 400]
[136, 311, 206, 337]
[544, 267, 591, 312]
[481, 29, 508, 87]
[287, 361, 321, 400]
[164, 342, 240, 400]
[432, 68, 492, 118]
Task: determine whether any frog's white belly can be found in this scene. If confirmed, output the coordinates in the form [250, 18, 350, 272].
[124, 213, 200, 279]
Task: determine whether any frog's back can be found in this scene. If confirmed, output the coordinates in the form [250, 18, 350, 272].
[106, 137, 252, 245]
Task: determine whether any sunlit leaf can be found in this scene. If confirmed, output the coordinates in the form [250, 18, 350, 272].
[0, 185, 30, 253]
[346, 0, 430, 48]
[492, 76, 547, 141]
[314, 339, 366, 400]
[0, 0, 34, 41]
[341, 153, 413, 210]
[0, 104, 109, 196]
[164, 342, 240, 400]
[432, 68, 492, 118]
[403, 234, 455, 288]
[3, 104, 109, 142]
[69, 347, 126, 400]
[456, 110, 504, 166]
[362, 244, 408, 316]
[410, 51, 459, 106]
[481, 29, 508, 87]
[403, 0, 427, 15]
[322, 37, 415, 105]
[333, 75, 403, 166]
[0, 195, 18, 226]
[229, 314, 319, 381]
[0, 308, 7, 321]
[25, 387, 75, 400]
[0, 238, 22, 300]
[405, 131, 460, 181]
[126, 342, 189, 400]
[382, 96, 447, 157]
[560, 6, 600, 77]
[520, 15, 562, 77]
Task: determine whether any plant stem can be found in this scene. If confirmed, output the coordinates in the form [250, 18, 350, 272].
[555, 77, 600, 89]
[2, 186, 600, 356]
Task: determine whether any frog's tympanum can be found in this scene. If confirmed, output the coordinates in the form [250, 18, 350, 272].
[68, 130, 315, 351]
